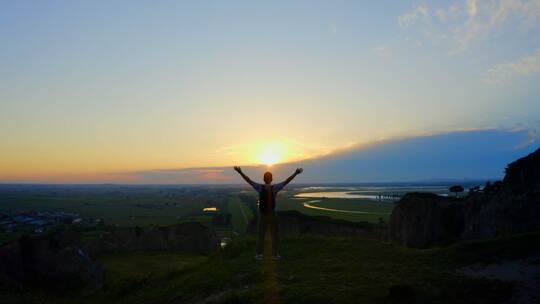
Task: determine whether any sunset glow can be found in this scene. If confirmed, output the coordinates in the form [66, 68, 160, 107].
[0, 1, 539, 183]
[256, 142, 287, 166]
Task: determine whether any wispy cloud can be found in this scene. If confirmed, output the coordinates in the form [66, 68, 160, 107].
[372, 45, 391, 57]
[526, 127, 540, 145]
[466, 0, 478, 17]
[399, 0, 540, 51]
[455, 0, 540, 51]
[510, 123, 540, 149]
[123, 166, 237, 184]
[215, 145, 241, 156]
[190, 169, 225, 174]
[399, 4, 430, 28]
[484, 48, 540, 84]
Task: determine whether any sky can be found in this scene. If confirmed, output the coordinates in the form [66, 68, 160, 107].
[1, 0, 540, 183]
[118, 129, 539, 184]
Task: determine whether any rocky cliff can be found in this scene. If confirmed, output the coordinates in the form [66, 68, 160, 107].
[248, 210, 385, 238]
[389, 193, 465, 248]
[0, 230, 103, 293]
[504, 147, 540, 194]
[0, 222, 219, 293]
[390, 147, 540, 248]
[462, 184, 540, 240]
[84, 222, 219, 257]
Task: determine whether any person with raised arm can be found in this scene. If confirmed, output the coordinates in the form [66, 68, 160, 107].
[234, 166, 303, 260]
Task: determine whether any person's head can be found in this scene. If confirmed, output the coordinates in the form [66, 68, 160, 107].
[263, 171, 273, 184]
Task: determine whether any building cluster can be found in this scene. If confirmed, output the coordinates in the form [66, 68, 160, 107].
[0, 211, 97, 234]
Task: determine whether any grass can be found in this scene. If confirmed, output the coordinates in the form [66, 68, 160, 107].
[13, 232, 540, 304]
[4, 185, 537, 303]
[234, 191, 394, 223]
[0, 186, 400, 232]
[228, 195, 254, 234]
[97, 252, 208, 301]
[0, 232, 22, 245]
[0, 186, 223, 227]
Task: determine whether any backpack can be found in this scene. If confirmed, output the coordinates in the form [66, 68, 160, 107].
[258, 185, 276, 214]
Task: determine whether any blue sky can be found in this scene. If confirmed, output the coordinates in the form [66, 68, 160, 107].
[1, 1, 539, 183]
[123, 129, 538, 184]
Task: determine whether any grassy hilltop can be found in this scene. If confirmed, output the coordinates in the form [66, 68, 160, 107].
[9, 232, 539, 304]
[3, 184, 537, 303]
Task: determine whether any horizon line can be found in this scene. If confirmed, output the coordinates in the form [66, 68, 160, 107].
[0, 178, 499, 186]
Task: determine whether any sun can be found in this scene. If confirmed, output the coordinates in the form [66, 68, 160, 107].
[256, 142, 286, 166]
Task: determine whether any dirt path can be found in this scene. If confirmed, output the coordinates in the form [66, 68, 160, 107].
[456, 256, 540, 304]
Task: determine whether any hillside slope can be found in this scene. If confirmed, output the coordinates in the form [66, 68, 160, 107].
[5, 232, 540, 304]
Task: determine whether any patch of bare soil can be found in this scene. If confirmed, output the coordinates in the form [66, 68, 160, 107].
[457, 257, 540, 304]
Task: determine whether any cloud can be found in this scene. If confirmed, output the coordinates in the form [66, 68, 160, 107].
[466, 0, 478, 17]
[286, 128, 537, 182]
[526, 127, 540, 145]
[190, 169, 225, 174]
[372, 45, 391, 56]
[520, 130, 540, 148]
[398, 4, 430, 28]
[123, 166, 238, 184]
[510, 124, 540, 148]
[112, 129, 539, 184]
[455, 0, 540, 50]
[484, 48, 540, 84]
[400, 0, 540, 51]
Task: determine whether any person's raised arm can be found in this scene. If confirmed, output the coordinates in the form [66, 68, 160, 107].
[280, 168, 303, 188]
[234, 166, 257, 187]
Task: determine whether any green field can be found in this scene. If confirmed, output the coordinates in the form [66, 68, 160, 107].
[277, 193, 394, 223]
[10, 232, 540, 304]
[228, 195, 254, 234]
[0, 185, 433, 235]
[0, 186, 224, 227]
[0, 185, 428, 233]
[232, 190, 394, 224]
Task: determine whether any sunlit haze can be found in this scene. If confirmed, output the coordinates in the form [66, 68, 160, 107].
[1, 1, 539, 183]
[255, 142, 287, 166]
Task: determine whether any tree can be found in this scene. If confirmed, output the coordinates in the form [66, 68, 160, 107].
[449, 185, 464, 198]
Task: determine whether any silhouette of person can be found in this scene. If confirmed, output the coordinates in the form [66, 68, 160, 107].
[234, 166, 303, 260]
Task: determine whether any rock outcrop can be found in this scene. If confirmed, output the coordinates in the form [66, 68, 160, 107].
[390, 147, 540, 248]
[0, 230, 103, 293]
[462, 186, 540, 240]
[248, 210, 385, 238]
[504, 148, 540, 194]
[389, 193, 465, 248]
[0, 222, 219, 293]
[84, 222, 219, 257]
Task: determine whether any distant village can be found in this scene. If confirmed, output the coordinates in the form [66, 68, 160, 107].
[0, 211, 102, 234]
